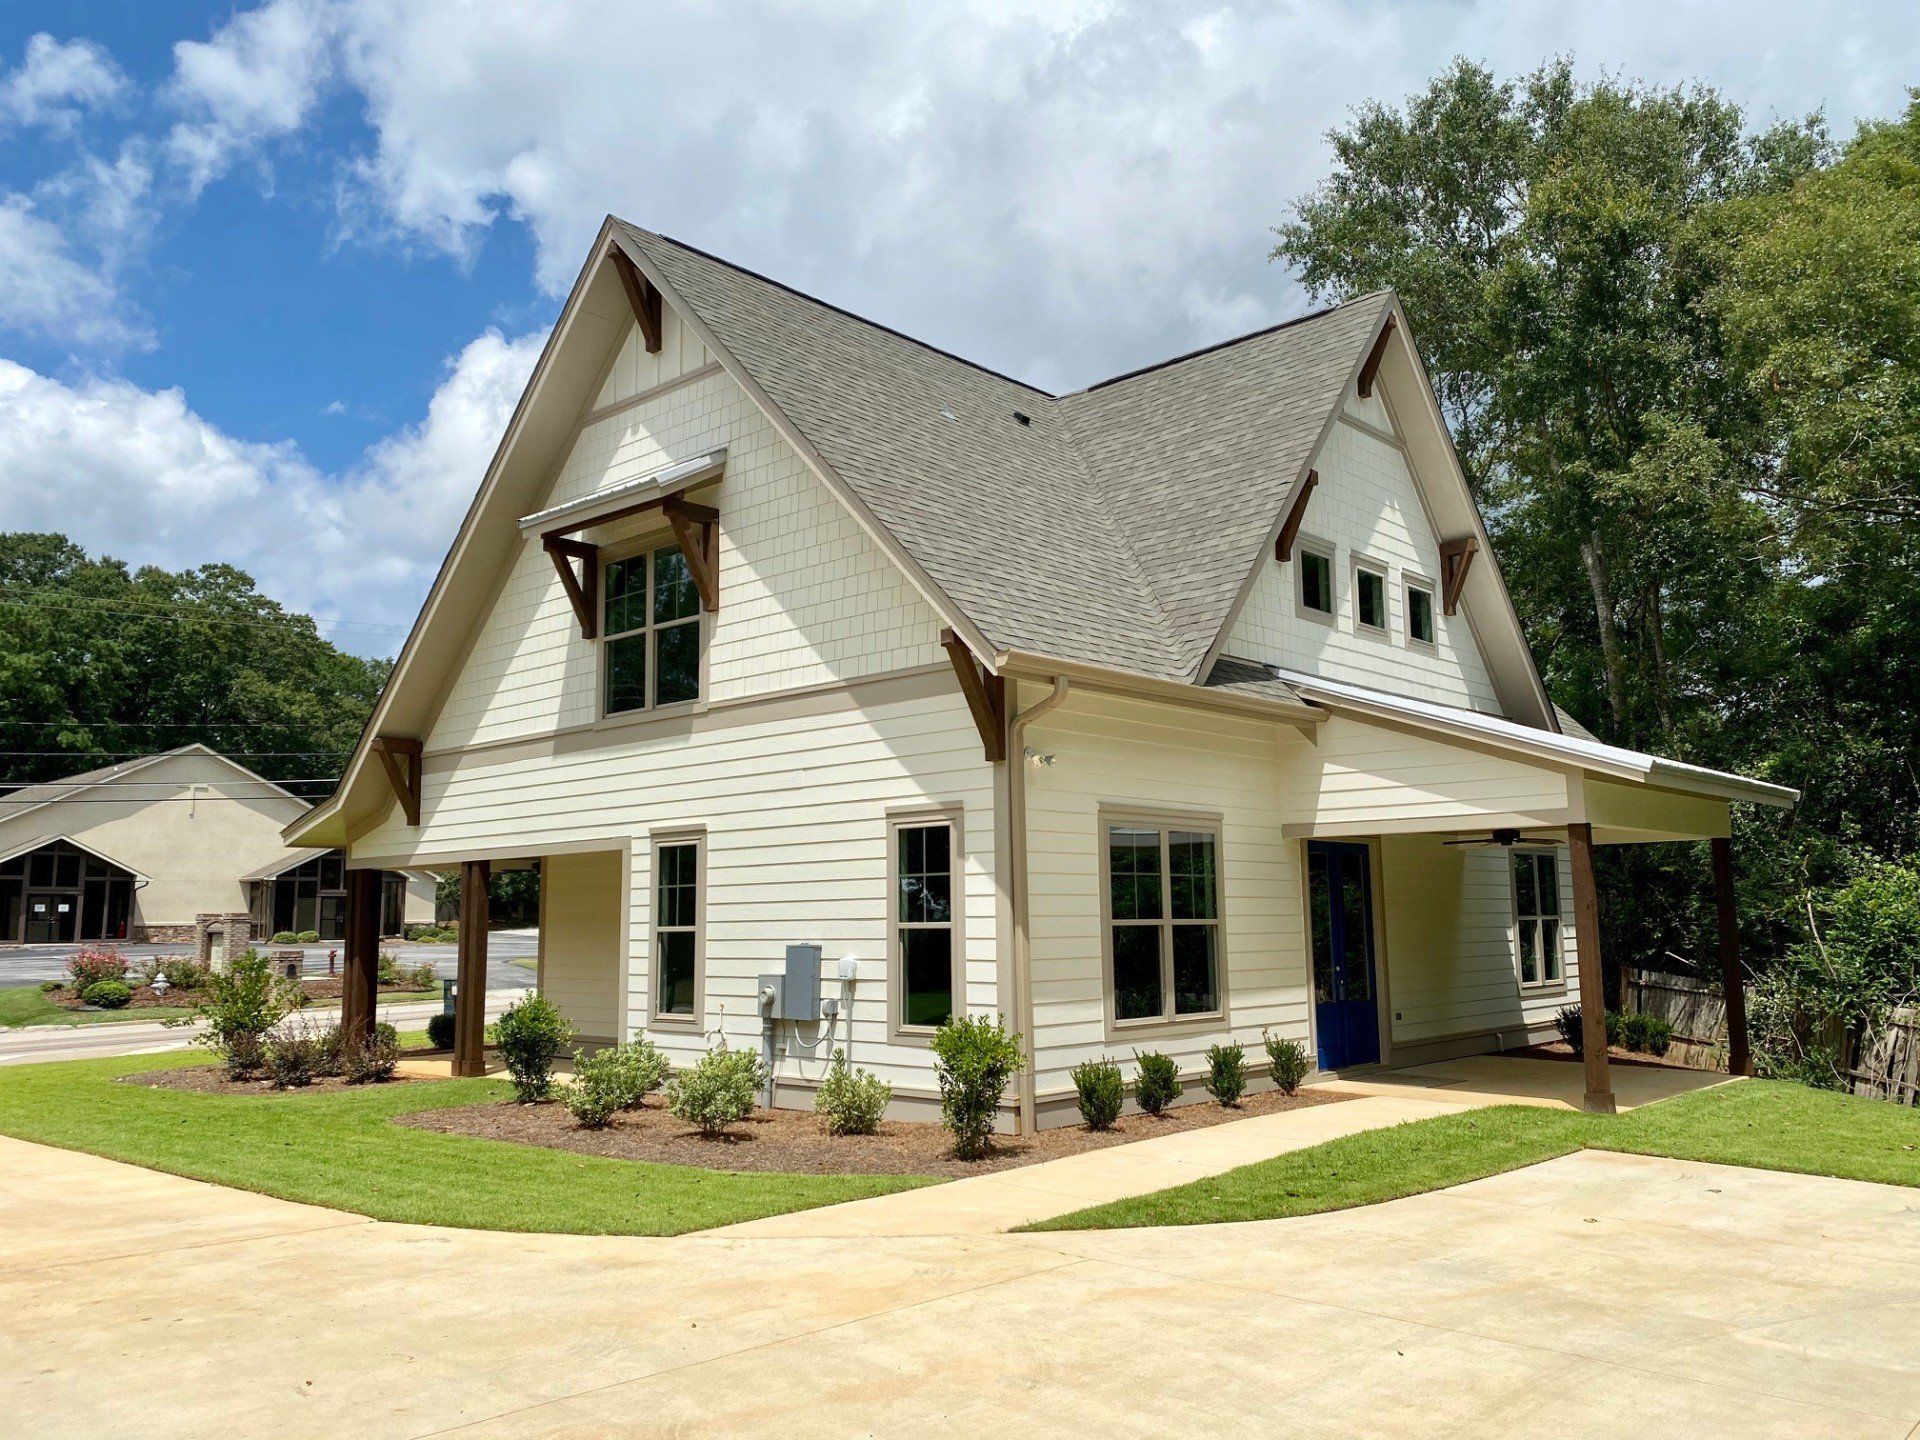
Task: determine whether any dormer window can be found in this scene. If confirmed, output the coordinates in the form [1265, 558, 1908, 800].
[604, 542, 703, 715]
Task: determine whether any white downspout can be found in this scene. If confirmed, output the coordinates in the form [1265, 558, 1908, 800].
[1007, 676, 1070, 1134]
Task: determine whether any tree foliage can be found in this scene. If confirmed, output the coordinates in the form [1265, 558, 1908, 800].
[0, 532, 388, 802]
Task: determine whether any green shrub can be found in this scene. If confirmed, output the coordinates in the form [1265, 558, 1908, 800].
[495, 994, 573, 1101]
[343, 1023, 400, 1084]
[405, 923, 460, 943]
[1757, 1041, 1847, 1090]
[1069, 1056, 1124, 1130]
[157, 957, 213, 991]
[38, 978, 61, 993]
[1133, 1050, 1182, 1115]
[312, 1024, 346, 1078]
[565, 1039, 671, 1127]
[171, 949, 295, 1081]
[665, 1045, 764, 1136]
[425, 1013, 456, 1050]
[82, 979, 132, 1009]
[929, 1014, 1024, 1160]
[1618, 1012, 1675, 1056]
[1554, 1005, 1585, 1057]
[1263, 1030, 1310, 1095]
[67, 948, 128, 991]
[814, 1048, 892, 1136]
[264, 1023, 318, 1088]
[270, 931, 298, 945]
[1639, 1015, 1674, 1057]
[1605, 1010, 1626, 1047]
[295, 930, 320, 944]
[1205, 1042, 1247, 1105]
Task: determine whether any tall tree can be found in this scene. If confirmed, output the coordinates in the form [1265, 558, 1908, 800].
[0, 532, 389, 803]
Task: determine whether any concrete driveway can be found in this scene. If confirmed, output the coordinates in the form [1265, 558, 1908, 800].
[3, 1136, 1916, 1438]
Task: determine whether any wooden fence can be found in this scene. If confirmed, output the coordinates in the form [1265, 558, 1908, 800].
[1623, 965, 1920, 1105]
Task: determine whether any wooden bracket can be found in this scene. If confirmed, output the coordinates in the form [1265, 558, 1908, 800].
[1440, 535, 1478, 615]
[1357, 315, 1396, 399]
[941, 629, 1006, 762]
[1275, 470, 1319, 563]
[544, 535, 600, 638]
[371, 736, 423, 827]
[610, 249, 663, 353]
[663, 498, 720, 612]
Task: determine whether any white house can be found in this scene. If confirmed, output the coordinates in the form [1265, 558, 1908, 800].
[288, 220, 1795, 1125]
[0, 746, 434, 945]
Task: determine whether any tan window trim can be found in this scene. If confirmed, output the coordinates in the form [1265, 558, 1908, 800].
[1509, 846, 1566, 993]
[597, 534, 712, 723]
[645, 827, 707, 1029]
[1293, 534, 1337, 627]
[887, 806, 965, 1045]
[1097, 806, 1230, 1041]
[1403, 571, 1438, 652]
[1351, 553, 1391, 639]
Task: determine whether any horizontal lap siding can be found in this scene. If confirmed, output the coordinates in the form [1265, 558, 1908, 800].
[1223, 412, 1500, 710]
[1380, 835, 1577, 1046]
[1022, 688, 1304, 1097]
[359, 684, 997, 1092]
[538, 849, 623, 1041]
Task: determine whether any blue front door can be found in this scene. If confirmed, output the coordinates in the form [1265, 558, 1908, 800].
[1308, 841, 1380, 1070]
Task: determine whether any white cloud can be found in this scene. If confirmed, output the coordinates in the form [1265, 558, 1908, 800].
[0, 33, 127, 134]
[164, 0, 336, 194]
[0, 327, 544, 650]
[0, 191, 151, 349]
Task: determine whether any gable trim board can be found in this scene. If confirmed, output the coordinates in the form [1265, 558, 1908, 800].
[0, 832, 150, 882]
[2, 744, 306, 829]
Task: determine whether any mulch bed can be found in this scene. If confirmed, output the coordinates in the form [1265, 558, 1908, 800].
[46, 978, 433, 1012]
[118, 1065, 419, 1096]
[397, 1085, 1353, 1178]
[1512, 1040, 1706, 1072]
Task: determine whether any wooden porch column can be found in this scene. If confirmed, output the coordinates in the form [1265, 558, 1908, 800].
[1567, 823, 1616, 1114]
[1712, 837, 1753, 1077]
[341, 867, 382, 1043]
[454, 859, 491, 1078]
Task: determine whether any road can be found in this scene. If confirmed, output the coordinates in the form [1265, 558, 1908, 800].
[0, 931, 540, 994]
[0, 989, 525, 1066]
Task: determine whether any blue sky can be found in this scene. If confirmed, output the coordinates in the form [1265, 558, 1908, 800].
[0, 1, 1914, 656]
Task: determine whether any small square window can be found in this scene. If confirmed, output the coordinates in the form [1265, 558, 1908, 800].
[1299, 548, 1334, 616]
[1407, 584, 1436, 646]
[1356, 566, 1387, 632]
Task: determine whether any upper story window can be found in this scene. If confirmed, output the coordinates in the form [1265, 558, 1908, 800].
[1511, 849, 1563, 988]
[1406, 578, 1436, 647]
[604, 542, 702, 716]
[1105, 819, 1224, 1026]
[1297, 542, 1335, 620]
[1355, 561, 1388, 634]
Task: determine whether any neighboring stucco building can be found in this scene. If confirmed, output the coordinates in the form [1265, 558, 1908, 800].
[292, 220, 1794, 1125]
[0, 746, 433, 944]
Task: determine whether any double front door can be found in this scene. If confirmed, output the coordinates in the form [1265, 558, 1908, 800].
[1307, 840, 1380, 1071]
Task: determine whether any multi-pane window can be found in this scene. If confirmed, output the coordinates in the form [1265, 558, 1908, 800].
[1298, 546, 1334, 616]
[1356, 564, 1388, 632]
[1107, 822, 1222, 1024]
[1512, 850, 1563, 986]
[1407, 582, 1436, 646]
[604, 543, 702, 716]
[893, 821, 957, 1030]
[654, 839, 701, 1017]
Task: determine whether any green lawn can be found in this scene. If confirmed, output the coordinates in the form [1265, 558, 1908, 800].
[0, 981, 443, 1028]
[1026, 1080, 1920, 1231]
[0, 1048, 927, 1235]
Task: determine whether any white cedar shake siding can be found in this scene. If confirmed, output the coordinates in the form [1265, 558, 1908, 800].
[537, 849, 624, 1043]
[1222, 393, 1501, 711]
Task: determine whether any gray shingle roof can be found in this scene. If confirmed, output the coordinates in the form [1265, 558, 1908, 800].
[618, 223, 1387, 682]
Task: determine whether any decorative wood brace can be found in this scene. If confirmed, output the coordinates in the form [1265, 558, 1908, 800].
[941, 628, 1006, 762]
[371, 736, 423, 827]
[610, 248, 663, 353]
[1275, 470, 1319, 563]
[1440, 535, 1479, 615]
[663, 498, 720, 612]
[544, 535, 600, 639]
[1357, 315, 1396, 399]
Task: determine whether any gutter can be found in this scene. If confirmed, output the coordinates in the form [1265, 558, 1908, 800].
[994, 650, 1322, 728]
[1006, 676, 1070, 1134]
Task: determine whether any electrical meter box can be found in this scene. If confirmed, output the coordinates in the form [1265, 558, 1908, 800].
[759, 943, 822, 1021]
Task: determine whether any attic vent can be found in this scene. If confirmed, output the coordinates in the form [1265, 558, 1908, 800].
[1012, 410, 1031, 427]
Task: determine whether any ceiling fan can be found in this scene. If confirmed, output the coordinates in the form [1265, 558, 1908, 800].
[1441, 828, 1564, 848]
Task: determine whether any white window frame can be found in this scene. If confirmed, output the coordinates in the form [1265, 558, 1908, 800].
[1510, 847, 1565, 991]
[1351, 554, 1391, 638]
[887, 807, 965, 1041]
[598, 538, 708, 721]
[647, 829, 706, 1028]
[1403, 572, 1438, 651]
[1293, 536, 1337, 626]
[1098, 808, 1229, 1038]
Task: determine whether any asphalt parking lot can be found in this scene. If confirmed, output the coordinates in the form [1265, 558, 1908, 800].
[0, 933, 538, 993]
